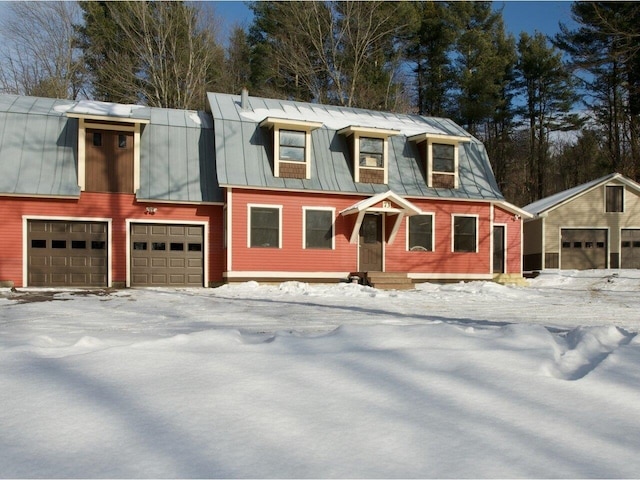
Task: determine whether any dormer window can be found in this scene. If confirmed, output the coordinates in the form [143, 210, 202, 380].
[260, 117, 322, 180]
[409, 133, 470, 189]
[338, 126, 400, 184]
[359, 137, 384, 168]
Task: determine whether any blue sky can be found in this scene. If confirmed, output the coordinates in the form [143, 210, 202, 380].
[212, 1, 577, 38]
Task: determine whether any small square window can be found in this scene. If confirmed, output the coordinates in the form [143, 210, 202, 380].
[170, 242, 184, 251]
[31, 239, 46, 248]
[562, 241, 571, 248]
[188, 243, 202, 252]
[93, 132, 102, 147]
[72, 240, 87, 249]
[52, 240, 66, 249]
[573, 242, 582, 248]
[133, 242, 147, 250]
[152, 242, 166, 251]
[597, 242, 605, 248]
[118, 134, 127, 148]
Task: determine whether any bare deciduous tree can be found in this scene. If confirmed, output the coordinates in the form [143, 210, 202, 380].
[0, 1, 84, 99]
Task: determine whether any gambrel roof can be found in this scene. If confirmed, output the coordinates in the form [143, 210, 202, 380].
[207, 92, 504, 201]
[523, 173, 640, 216]
[0, 94, 222, 203]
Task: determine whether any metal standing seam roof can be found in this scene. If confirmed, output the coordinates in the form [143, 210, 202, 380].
[207, 92, 505, 201]
[0, 94, 222, 203]
[522, 173, 634, 216]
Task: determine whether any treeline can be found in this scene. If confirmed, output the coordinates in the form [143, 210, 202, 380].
[0, 1, 638, 207]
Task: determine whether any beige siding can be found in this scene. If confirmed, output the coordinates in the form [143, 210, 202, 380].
[523, 218, 543, 255]
[543, 180, 640, 255]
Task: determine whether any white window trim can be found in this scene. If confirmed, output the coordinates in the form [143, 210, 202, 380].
[125, 218, 209, 288]
[354, 134, 389, 184]
[428, 140, 459, 189]
[260, 117, 322, 180]
[302, 206, 336, 250]
[406, 213, 435, 252]
[247, 203, 283, 249]
[451, 214, 479, 253]
[22, 215, 113, 287]
[274, 127, 312, 179]
[604, 184, 625, 213]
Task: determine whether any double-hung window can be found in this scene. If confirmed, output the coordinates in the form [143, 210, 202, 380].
[249, 205, 281, 248]
[408, 214, 434, 251]
[304, 208, 334, 249]
[408, 133, 470, 189]
[279, 129, 306, 162]
[338, 126, 400, 185]
[453, 215, 477, 253]
[260, 117, 322, 180]
[605, 185, 624, 213]
[359, 137, 384, 168]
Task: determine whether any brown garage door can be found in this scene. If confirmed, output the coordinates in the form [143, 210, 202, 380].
[560, 229, 607, 269]
[130, 223, 204, 287]
[27, 220, 108, 287]
[621, 229, 640, 268]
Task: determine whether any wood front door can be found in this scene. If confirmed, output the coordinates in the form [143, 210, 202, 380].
[493, 225, 505, 274]
[359, 214, 383, 272]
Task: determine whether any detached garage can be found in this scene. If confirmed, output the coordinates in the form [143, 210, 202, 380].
[523, 173, 640, 271]
[27, 219, 108, 287]
[130, 223, 205, 287]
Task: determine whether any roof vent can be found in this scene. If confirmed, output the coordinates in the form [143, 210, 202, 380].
[241, 88, 249, 110]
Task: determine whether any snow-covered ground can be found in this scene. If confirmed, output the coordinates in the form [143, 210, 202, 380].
[1, 270, 639, 478]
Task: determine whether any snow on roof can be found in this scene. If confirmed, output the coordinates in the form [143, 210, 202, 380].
[56, 100, 147, 118]
[523, 173, 619, 215]
[239, 104, 447, 137]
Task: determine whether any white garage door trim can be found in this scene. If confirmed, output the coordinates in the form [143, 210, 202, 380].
[22, 215, 113, 287]
[125, 219, 209, 287]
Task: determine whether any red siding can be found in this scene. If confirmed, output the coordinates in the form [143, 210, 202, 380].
[0, 193, 224, 287]
[494, 205, 523, 274]
[229, 189, 498, 277]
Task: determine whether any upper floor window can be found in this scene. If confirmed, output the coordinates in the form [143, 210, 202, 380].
[453, 215, 477, 253]
[279, 129, 306, 162]
[260, 117, 322, 180]
[338, 126, 400, 185]
[359, 137, 384, 168]
[606, 185, 624, 213]
[408, 214, 434, 251]
[409, 133, 470, 189]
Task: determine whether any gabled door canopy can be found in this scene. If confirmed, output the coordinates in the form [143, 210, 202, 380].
[340, 190, 423, 244]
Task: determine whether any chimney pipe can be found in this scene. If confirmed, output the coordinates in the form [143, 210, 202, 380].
[241, 87, 249, 110]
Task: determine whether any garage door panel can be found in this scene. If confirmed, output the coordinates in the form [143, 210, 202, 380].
[130, 223, 204, 287]
[27, 220, 108, 287]
[561, 229, 607, 270]
[621, 229, 640, 268]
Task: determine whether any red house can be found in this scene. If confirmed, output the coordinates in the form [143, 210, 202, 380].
[0, 92, 529, 289]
